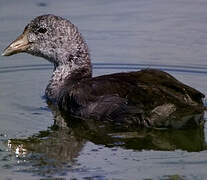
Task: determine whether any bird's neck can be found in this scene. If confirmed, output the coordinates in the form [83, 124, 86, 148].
[45, 57, 92, 101]
[44, 23, 93, 101]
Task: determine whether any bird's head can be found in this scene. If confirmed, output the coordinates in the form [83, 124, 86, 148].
[2, 14, 90, 66]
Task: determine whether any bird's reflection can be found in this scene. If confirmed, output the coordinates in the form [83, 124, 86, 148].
[5, 104, 207, 177]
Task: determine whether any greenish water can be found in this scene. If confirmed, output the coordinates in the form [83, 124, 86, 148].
[0, 0, 207, 179]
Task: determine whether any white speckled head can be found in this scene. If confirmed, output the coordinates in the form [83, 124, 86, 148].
[3, 14, 92, 100]
[3, 14, 91, 68]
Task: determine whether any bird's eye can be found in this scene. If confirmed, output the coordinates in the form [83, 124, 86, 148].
[37, 27, 47, 34]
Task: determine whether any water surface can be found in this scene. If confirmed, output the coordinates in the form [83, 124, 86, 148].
[0, 0, 207, 179]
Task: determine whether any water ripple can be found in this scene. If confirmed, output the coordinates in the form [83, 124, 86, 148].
[0, 63, 206, 74]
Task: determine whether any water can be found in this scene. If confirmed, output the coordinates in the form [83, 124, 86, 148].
[0, 0, 207, 179]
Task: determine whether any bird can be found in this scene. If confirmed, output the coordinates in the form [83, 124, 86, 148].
[2, 14, 205, 129]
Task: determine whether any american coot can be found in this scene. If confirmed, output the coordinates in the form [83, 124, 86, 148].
[2, 14, 205, 128]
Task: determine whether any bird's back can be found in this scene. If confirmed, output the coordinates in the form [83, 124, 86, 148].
[58, 69, 205, 128]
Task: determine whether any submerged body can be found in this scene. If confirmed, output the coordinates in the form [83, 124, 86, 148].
[2, 14, 205, 128]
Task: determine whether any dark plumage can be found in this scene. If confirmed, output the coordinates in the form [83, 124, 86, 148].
[2, 14, 205, 128]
